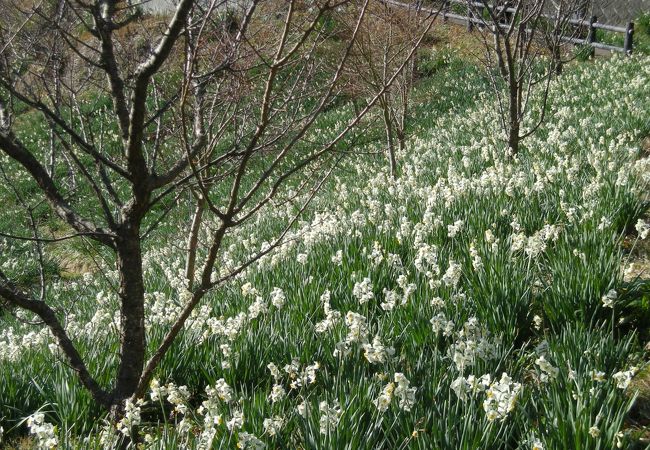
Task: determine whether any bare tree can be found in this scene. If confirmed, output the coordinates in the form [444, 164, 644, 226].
[345, 1, 438, 178]
[0, 0, 432, 427]
[468, 0, 591, 154]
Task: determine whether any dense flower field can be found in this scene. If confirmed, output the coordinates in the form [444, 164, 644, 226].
[1, 54, 650, 449]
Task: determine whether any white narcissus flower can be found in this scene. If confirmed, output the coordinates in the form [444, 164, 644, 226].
[267, 362, 281, 380]
[590, 370, 606, 382]
[442, 261, 462, 288]
[269, 384, 286, 403]
[393, 373, 417, 411]
[535, 356, 559, 381]
[270, 287, 286, 308]
[263, 416, 284, 437]
[373, 382, 395, 412]
[414, 243, 438, 274]
[352, 277, 374, 304]
[331, 250, 343, 265]
[214, 378, 234, 402]
[150, 378, 163, 401]
[315, 291, 341, 334]
[531, 439, 544, 450]
[601, 289, 617, 308]
[226, 410, 244, 431]
[343, 311, 369, 345]
[363, 335, 395, 364]
[116, 399, 144, 437]
[27, 412, 58, 449]
[483, 373, 521, 421]
[248, 296, 268, 319]
[241, 282, 258, 297]
[447, 220, 464, 238]
[237, 431, 265, 449]
[369, 241, 384, 267]
[612, 368, 636, 390]
[297, 400, 308, 417]
[381, 289, 399, 311]
[318, 400, 342, 434]
[430, 297, 444, 308]
[635, 219, 650, 239]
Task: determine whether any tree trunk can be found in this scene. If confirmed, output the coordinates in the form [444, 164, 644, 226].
[381, 96, 398, 179]
[112, 223, 147, 414]
[508, 66, 520, 155]
[508, 121, 520, 154]
[185, 196, 205, 291]
[352, 98, 363, 118]
[397, 131, 406, 154]
[553, 45, 563, 75]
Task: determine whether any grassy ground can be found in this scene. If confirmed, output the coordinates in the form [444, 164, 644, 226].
[1, 50, 650, 449]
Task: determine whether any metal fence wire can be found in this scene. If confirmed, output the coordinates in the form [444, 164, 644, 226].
[141, 1, 649, 25]
[592, 0, 649, 25]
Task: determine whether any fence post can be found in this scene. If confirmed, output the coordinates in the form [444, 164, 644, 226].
[587, 15, 597, 57]
[443, 1, 449, 23]
[624, 22, 634, 55]
[467, 5, 474, 32]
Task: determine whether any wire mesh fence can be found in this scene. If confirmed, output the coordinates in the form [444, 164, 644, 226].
[592, 0, 649, 25]
[140, 0, 648, 25]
